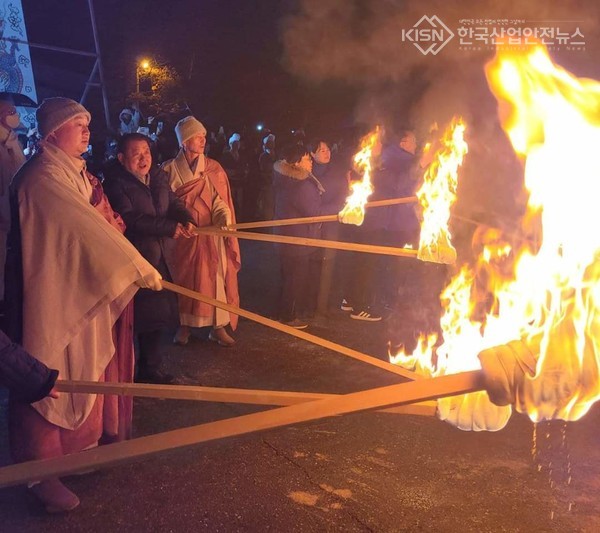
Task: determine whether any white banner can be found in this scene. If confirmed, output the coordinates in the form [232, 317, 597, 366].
[0, 0, 38, 128]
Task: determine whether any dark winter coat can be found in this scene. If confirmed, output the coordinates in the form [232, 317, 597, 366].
[103, 164, 194, 267]
[312, 159, 348, 241]
[273, 160, 325, 257]
[103, 164, 194, 332]
[312, 159, 348, 216]
[0, 329, 58, 403]
[364, 144, 419, 236]
[258, 150, 276, 187]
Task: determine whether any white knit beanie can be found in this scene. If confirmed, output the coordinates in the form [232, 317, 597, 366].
[262, 133, 275, 145]
[229, 133, 241, 146]
[36, 97, 91, 139]
[175, 116, 207, 146]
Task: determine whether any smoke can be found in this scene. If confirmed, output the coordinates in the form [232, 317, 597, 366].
[282, 0, 600, 220]
[283, 0, 599, 128]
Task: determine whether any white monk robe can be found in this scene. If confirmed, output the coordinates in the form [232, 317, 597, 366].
[11, 141, 155, 430]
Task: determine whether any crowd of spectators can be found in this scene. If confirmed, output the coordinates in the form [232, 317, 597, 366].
[0, 94, 431, 513]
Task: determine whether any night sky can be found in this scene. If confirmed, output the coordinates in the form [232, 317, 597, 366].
[18, 0, 600, 150]
[21, 0, 354, 137]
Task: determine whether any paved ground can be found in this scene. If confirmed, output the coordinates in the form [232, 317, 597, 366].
[1, 241, 600, 532]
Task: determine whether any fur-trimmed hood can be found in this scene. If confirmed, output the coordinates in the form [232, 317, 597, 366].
[274, 160, 325, 194]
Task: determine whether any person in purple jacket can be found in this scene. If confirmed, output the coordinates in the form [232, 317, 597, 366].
[0, 329, 59, 403]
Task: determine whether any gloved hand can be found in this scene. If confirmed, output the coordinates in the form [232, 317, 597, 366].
[135, 268, 163, 291]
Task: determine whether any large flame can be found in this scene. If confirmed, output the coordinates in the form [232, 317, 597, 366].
[416, 118, 468, 264]
[392, 43, 600, 430]
[487, 44, 600, 423]
[338, 127, 381, 226]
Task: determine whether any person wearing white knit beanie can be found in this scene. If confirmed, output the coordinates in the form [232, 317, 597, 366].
[7, 97, 160, 513]
[36, 97, 91, 139]
[162, 116, 240, 347]
[174, 115, 207, 146]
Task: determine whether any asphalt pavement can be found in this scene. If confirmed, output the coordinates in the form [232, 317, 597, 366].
[1, 240, 600, 532]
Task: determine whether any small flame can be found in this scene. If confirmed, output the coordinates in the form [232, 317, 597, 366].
[338, 127, 381, 226]
[389, 333, 438, 378]
[416, 117, 468, 264]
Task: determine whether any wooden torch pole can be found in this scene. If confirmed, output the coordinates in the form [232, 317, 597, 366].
[0, 370, 483, 488]
[230, 196, 418, 231]
[193, 228, 418, 258]
[54, 380, 436, 416]
[161, 280, 417, 380]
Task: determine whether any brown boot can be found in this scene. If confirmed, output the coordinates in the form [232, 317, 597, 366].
[29, 478, 80, 513]
[208, 327, 235, 347]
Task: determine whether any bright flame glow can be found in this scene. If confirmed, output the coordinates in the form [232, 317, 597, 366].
[486, 44, 600, 423]
[338, 127, 381, 226]
[416, 117, 467, 264]
[391, 43, 600, 430]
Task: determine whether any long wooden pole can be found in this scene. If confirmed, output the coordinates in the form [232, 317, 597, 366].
[230, 196, 418, 231]
[194, 228, 418, 258]
[226, 200, 521, 240]
[0, 370, 483, 487]
[161, 281, 418, 380]
[54, 380, 436, 416]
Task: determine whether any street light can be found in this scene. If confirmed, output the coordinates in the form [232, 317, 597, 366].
[136, 58, 152, 93]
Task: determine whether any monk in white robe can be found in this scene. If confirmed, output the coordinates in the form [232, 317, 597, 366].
[6, 98, 161, 513]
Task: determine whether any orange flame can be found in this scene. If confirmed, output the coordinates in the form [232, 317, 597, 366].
[338, 127, 381, 225]
[392, 43, 600, 430]
[485, 44, 600, 423]
[417, 117, 468, 264]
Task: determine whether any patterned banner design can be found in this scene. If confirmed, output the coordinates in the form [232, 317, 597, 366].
[0, 1, 38, 128]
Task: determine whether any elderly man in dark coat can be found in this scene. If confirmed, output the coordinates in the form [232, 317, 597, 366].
[104, 133, 195, 384]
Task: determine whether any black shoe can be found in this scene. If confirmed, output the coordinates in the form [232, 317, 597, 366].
[282, 318, 309, 329]
[136, 369, 176, 385]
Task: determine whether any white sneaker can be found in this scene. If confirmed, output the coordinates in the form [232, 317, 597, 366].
[340, 298, 354, 312]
